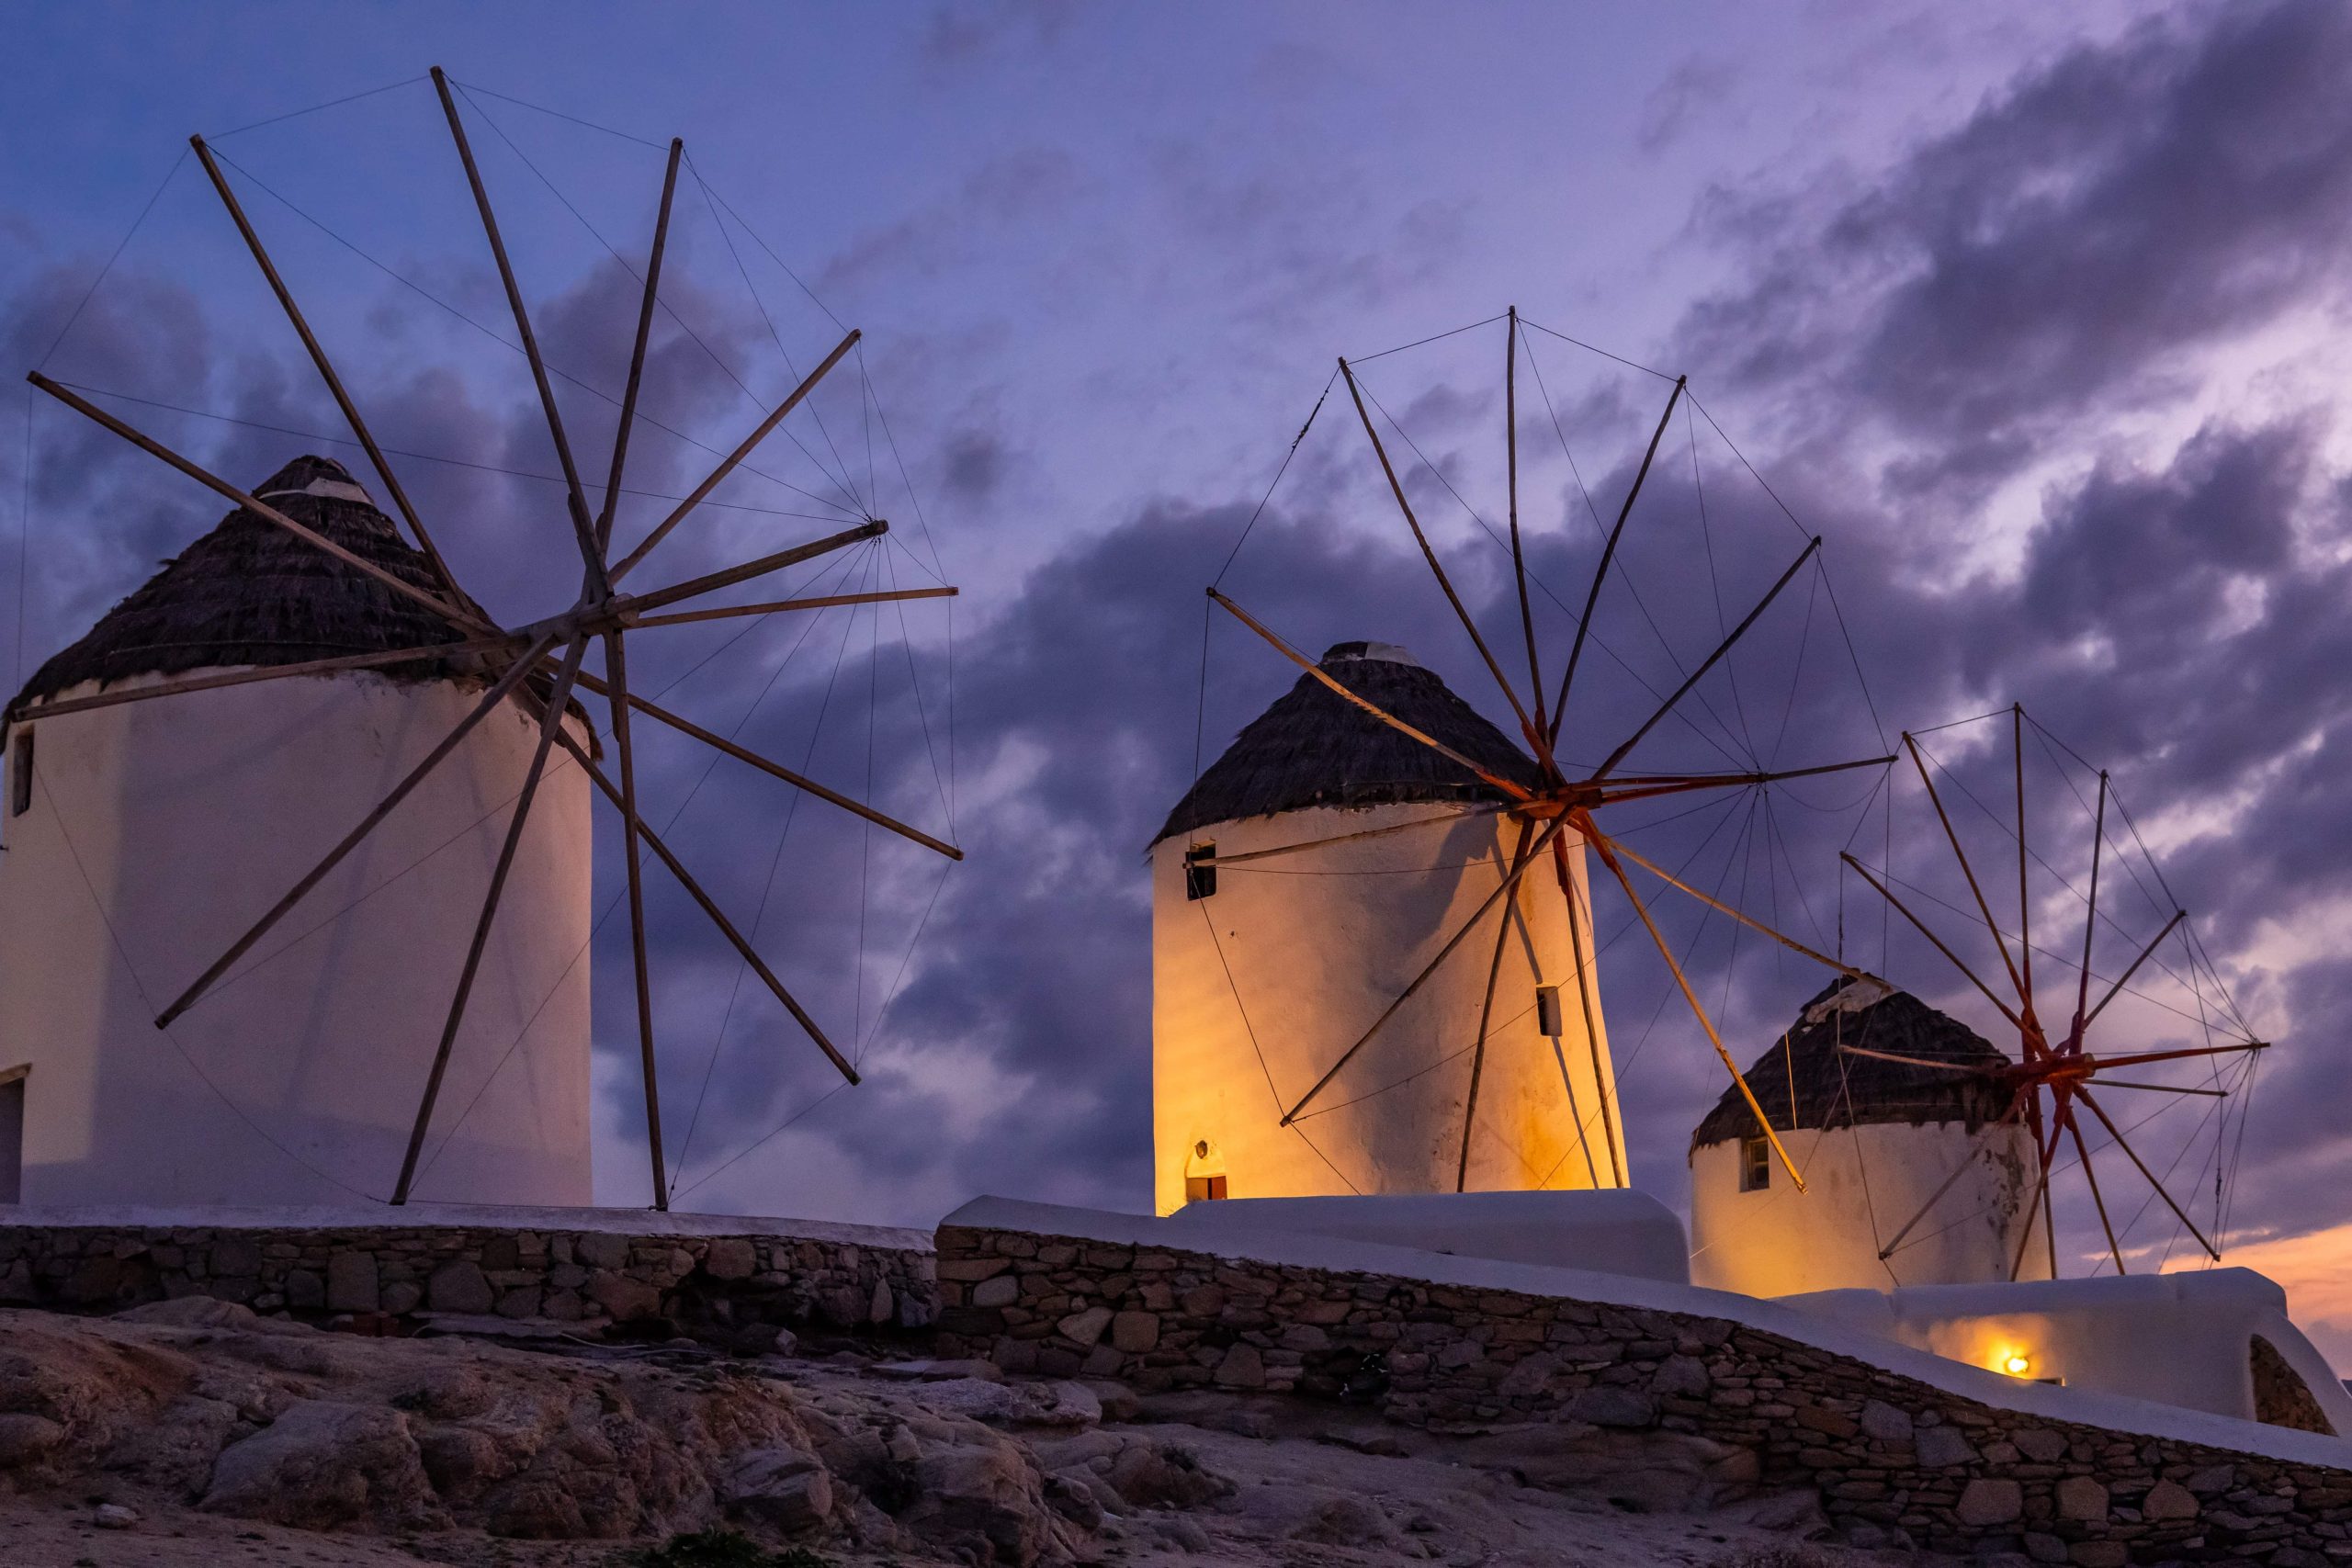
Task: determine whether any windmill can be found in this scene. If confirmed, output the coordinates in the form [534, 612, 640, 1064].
[16, 68, 962, 1211]
[1183, 309, 1895, 1197]
[1837, 705, 2267, 1277]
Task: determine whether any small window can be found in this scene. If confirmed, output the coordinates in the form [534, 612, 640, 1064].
[1183, 1137, 1227, 1201]
[1183, 842, 1216, 900]
[0, 1067, 23, 1204]
[1739, 1135, 1770, 1192]
[9, 728, 29, 818]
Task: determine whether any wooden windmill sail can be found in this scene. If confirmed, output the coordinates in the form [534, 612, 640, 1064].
[17, 68, 961, 1210]
[1838, 705, 2266, 1277]
[1195, 309, 1895, 1192]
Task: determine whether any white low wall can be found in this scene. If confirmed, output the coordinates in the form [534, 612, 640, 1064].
[1162, 1187, 1690, 1283]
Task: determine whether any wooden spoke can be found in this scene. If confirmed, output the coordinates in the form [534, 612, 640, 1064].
[1903, 735, 2030, 1018]
[28, 374, 487, 634]
[1877, 1093, 2028, 1260]
[1587, 824, 1806, 1190]
[2082, 908, 2188, 1027]
[2065, 1103, 2127, 1275]
[154, 632, 558, 1026]
[2072, 1041, 2267, 1074]
[562, 668, 961, 860]
[595, 138, 684, 554]
[391, 635, 589, 1204]
[2014, 705, 2035, 1012]
[1836, 1044, 1982, 1072]
[1551, 374, 1685, 744]
[1208, 588, 1533, 801]
[1590, 536, 1820, 782]
[190, 136, 461, 596]
[613, 520, 886, 618]
[1207, 805, 1504, 866]
[1281, 813, 1572, 1125]
[1549, 830, 1622, 1186]
[627, 584, 956, 629]
[1840, 853, 2025, 1030]
[8, 634, 521, 722]
[1340, 357, 1548, 768]
[2072, 771, 2109, 1041]
[2093, 1079, 2227, 1098]
[609, 327, 864, 584]
[604, 629, 667, 1211]
[2075, 1085, 2220, 1259]
[1597, 828, 1882, 985]
[431, 68, 604, 585]
[1589, 753, 1896, 806]
[2010, 1109, 2065, 1281]
[1505, 309, 1548, 747]
[1458, 818, 1534, 1192]
[549, 728, 857, 1085]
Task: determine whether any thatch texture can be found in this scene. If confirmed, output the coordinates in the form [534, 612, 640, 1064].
[1690, 976, 2018, 1149]
[1154, 641, 1543, 845]
[10, 456, 489, 719]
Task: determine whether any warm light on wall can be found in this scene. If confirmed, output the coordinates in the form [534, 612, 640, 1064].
[2000, 1349, 2033, 1377]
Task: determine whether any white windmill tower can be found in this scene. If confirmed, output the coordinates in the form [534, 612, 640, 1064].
[1151, 639, 1625, 1213]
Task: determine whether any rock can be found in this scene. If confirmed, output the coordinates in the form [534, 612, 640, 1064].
[1565, 1386, 1657, 1428]
[2143, 1478, 2201, 1520]
[325, 1252, 379, 1314]
[586, 1269, 661, 1323]
[2056, 1474, 2109, 1521]
[284, 1269, 326, 1311]
[1110, 1310, 1159, 1353]
[1957, 1477, 2025, 1527]
[1214, 1342, 1266, 1390]
[1916, 1424, 1979, 1467]
[2013, 1427, 2068, 1461]
[875, 1358, 1004, 1382]
[910, 1377, 1023, 1424]
[426, 1260, 494, 1314]
[2186, 1462, 2236, 1495]
[113, 1296, 258, 1329]
[1082, 1380, 1141, 1422]
[870, 1279, 894, 1323]
[770, 1326, 799, 1357]
[93, 1501, 139, 1529]
[0, 1412, 65, 1468]
[1651, 1354, 1709, 1397]
[572, 1232, 629, 1270]
[199, 1399, 445, 1530]
[2023, 1530, 2070, 1564]
[1043, 1470, 1103, 1528]
[1057, 1306, 1113, 1347]
[1859, 1398, 1914, 1442]
[1028, 1382, 1102, 1429]
[380, 1280, 424, 1315]
[722, 1444, 833, 1530]
[971, 1275, 1020, 1308]
[1103, 1438, 1232, 1509]
[1288, 1490, 1395, 1547]
[2067, 1543, 2128, 1567]
[902, 1433, 1066, 1566]
[704, 1238, 757, 1280]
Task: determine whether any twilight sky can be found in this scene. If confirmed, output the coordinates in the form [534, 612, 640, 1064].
[8, 1, 2352, 1353]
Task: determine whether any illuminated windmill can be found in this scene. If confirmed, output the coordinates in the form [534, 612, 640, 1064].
[9, 69, 960, 1211]
[1163, 309, 1893, 1203]
[1838, 706, 2267, 1277]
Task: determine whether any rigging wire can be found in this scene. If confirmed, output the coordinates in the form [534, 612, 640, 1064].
[39, 148, 190, 371]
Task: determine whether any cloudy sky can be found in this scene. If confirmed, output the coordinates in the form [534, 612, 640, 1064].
[8, 2, 2352, 1352]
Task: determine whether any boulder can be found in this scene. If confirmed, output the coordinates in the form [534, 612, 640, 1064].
[723, 1443, 834, 1530]
[1957, 1477, 2024, 1527]
[199, 1399, 444, 1530]
[427, 1260, 494, 1315]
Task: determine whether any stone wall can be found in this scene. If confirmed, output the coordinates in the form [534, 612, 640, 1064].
[0, 1208, 936, 1337]
[936, 1217, 2352, 1565]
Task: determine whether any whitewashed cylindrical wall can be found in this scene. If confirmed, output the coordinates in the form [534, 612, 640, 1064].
[0, 670, 594, 1206]
[1689, 1117, 2048, 1296]
[1152, 801, 1626, 1215]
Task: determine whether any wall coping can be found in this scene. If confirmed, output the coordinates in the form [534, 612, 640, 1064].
[0, 1201, 933, 1253]
[944, 1194, 2352, 1472]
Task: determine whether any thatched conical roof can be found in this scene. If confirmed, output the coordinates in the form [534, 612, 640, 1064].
[10, 456, 481, 718]
[1690, 976, 2018, 1149]
[1154, 641, 1542, 845]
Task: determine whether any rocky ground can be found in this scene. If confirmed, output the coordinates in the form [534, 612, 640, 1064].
[0, 1299, 1918, 1568]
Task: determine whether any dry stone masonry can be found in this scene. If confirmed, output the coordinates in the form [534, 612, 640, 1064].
[934, 1217, 2352, 1565]
[0, 1211, 934, 1337]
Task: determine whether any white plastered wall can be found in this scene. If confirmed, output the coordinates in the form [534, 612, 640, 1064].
[1690, 1117, 2047, 1296]
[0, 670, 593, 1207]
[1151, 802, 1624, 1214]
